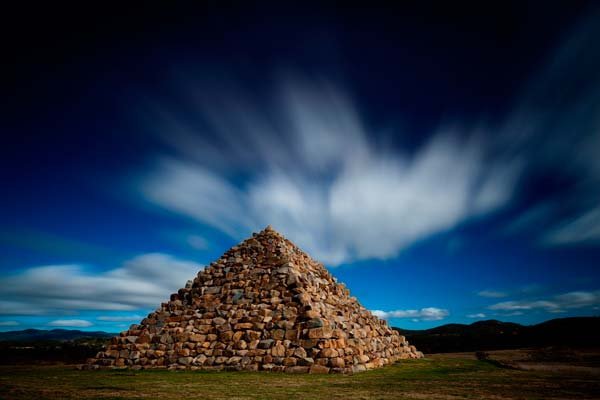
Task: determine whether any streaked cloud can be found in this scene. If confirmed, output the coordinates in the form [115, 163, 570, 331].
[0, 229, 125, 262]
[187, 235, 210, 250]
[0, 321, 20, 326]
[97, 315, 144, 322]
[498, 311, 524, 317]
[488, 290, 600, 314]
[372, 307, 449, 321]
[48, 319, 93, 328]
[500, 203, 556, 236]
[467, 313, 486, 318]
[141, 80, 521, 266]
[0, 253, 202, 315]
[490, 301, 558, 312]
[477, 290, 508, 298]
[138, 13, 600, 265]
[498, 14, 600, 246]
[543, 206, 600, 246]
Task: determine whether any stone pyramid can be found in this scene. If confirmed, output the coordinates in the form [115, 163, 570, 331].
[88, 226, 423, 373]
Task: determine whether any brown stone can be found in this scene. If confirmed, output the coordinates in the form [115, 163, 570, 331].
[271, 342, 286, 357]
[189, 334, 205, 342]
[271, 329, 285, 340]
[107, 349, 120, 358]
[300, 339, 318, 348]
[315, 358, 329, 366]
[309, 364, 330, 374]
[137, 334, 151, 344]
[178, 357, 193, 365]
[232, 331, 244, 342]
[320, 348, 339, 358]
[357, 354, 370, 364]
[330, 357, 345, 368]
[285, 329, 298, 340]
[283, 357, 297, 366]
[246, 330, 262, 341]
[307, 326, 333, 339]
[293, 347, 307, 358]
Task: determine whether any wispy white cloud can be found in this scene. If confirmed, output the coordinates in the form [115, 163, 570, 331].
[488, 290, 600, 314]
[137, 10, 600, 264]
[490, 300, 562, 313]
[187, 235, 209, 250]
[467, 313, 486, 318]
[48, 319, 93, 328]
[97, 315, 144, 322]
[500, 202, 556, 236]
[371, 307, 449, 321]
[477, 290, 508, 298]
[498, 311, 524, 317]
[498, 13, 600, 245]
[0, 253, 202, 315]
[0, 321, 19, 326]
[141, 80, 520, 266]
[543, 206, 600, 246]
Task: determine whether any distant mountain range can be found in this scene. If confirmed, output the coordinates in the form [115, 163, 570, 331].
[1, 317, 598, 355]
[0, 328, 115, 342]
[393, 317, 600, 353]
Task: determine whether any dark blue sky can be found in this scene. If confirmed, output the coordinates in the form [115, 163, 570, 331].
[1, 2, 599, 332]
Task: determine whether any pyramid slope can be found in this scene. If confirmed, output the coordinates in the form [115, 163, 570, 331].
[88, 226, 423, 373]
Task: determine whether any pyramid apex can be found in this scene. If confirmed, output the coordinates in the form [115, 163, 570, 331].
[260, 224, 283, 236]
[256, 225, 287, 243]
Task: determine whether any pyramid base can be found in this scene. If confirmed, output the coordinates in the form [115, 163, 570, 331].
[85, 349, 423, 373]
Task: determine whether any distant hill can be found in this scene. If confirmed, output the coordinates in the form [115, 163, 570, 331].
[2, 317, 598, 357]
[0, 329, 115, 364]
[0, 329, 114, 342]
[393, 317, 600, 354]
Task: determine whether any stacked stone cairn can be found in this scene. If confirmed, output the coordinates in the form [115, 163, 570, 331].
[87, 226, 423, 373]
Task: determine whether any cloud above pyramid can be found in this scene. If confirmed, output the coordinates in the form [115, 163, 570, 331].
[138, 14, 600, 266]
[140, 80, 520, 266]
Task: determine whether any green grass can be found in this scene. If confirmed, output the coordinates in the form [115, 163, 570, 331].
[0, 357, 598, 399]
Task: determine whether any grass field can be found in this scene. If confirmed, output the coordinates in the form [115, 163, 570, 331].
[1, 352, 599, 399]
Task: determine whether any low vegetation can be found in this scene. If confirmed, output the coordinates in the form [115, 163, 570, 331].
[0, 338, 106, 365]
[1, 351, 599, 399]
[394, 317, 600, 354]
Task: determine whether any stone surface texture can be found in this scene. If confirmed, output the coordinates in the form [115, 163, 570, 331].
[87, 226, 423, 372]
